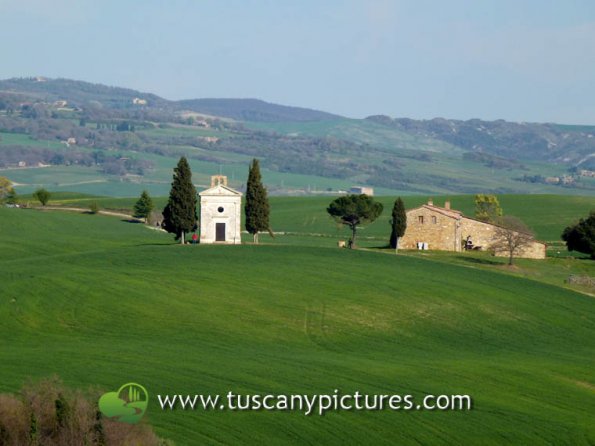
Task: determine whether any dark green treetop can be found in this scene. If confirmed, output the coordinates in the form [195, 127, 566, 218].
[562, 210, 595, 259]
[133, 190, 154, 223]
[327, 194, 383, 249]
[33, 188, 51, 206]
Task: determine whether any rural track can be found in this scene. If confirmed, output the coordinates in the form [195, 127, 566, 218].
[34, 206, 140, 221]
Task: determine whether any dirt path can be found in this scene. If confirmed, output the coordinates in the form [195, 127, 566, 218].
[36, 206, 140, 221]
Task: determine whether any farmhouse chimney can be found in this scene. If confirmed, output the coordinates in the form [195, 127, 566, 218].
[427, 198, 433, 206]
[445, 200, 451, 210]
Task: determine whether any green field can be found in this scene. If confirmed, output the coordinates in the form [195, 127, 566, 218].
[266, 194, 595, 242]
[0, 131, 65, 149]
[43, 193, 595, 243]
[1, 204, 594, 445]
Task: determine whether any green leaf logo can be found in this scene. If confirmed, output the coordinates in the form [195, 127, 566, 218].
[98, 383, 148, 424]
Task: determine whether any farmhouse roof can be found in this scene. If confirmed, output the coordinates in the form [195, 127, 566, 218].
[407, 203, 462, 219]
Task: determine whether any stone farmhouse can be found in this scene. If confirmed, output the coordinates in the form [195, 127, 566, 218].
[399, 199, 546, 259]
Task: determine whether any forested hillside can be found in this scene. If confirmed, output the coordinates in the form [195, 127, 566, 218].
[1, 77, 594, 196]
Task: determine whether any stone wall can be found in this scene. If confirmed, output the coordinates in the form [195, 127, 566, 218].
[461, 217, 546, 259]
[399, 207, 459, 251]
[493, 239, 547, 259]
[199, 193, 242, 244]
[459, 217, 496, 251]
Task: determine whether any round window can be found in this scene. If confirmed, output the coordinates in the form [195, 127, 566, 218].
[217, 206, 224, 213]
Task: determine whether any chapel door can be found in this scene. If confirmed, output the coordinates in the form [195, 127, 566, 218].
[216, 223, 226, 242]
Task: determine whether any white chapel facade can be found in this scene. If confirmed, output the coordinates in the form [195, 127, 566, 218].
[199, 175, 242, 244]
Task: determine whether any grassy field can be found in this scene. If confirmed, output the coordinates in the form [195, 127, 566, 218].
[0, 207, 594, 445]
[136, 124, 232, 138]
[0, 131, 65, 149]
[267, 194, 595, 242]
[42, 193, 595, 243]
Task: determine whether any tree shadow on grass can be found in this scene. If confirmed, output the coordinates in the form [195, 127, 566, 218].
[367, 245, 392, 250]
[121, 218, 143, 224]
[456, 255, 502, 266]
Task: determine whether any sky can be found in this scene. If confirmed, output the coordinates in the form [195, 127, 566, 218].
[1, 0, 595, 124]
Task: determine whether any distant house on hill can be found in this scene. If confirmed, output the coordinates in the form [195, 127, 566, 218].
[349, 186, 374, 196]
[399, 199, 546, 259]
[578, 169, 595, 177]
[132, 97, 147, 105]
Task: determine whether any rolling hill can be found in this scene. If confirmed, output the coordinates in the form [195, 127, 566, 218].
[177, 98, 342, 122]
[366, 115, 595, 167]
[0, 78, 340, 121]
[0, 206, 594, 445]
[0, 77, 169, 110]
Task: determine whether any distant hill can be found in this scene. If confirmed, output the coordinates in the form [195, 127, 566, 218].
[0, 77, 341, 122]
[0, 77, 168, 109]
[366, 115, 595, 167]
[1, 76, 595, 195]
[177, 98, 342, 122]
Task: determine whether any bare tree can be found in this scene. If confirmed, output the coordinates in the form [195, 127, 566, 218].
[0, 377, 170, 446]
[492, 216, 535, 265]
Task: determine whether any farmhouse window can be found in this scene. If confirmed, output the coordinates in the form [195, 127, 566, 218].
[418, 216, 424, 224]
[432, 216, 437, 224]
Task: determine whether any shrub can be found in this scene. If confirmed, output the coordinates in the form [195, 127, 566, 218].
[0, 377, 172, 446]
[89, 201, 100, 214]
[32, 188, 51, 206]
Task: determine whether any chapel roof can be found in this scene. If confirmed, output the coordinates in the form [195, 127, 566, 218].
[199, 183, 242, 196]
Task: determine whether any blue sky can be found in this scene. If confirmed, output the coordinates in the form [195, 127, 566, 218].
[1, 0, 595, 124]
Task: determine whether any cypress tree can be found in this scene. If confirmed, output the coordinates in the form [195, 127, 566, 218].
[162, 157, 197, 244]
[389, 197, 407, 251]
[133, 190, 154, 223]
[244, 159, 270, 243]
